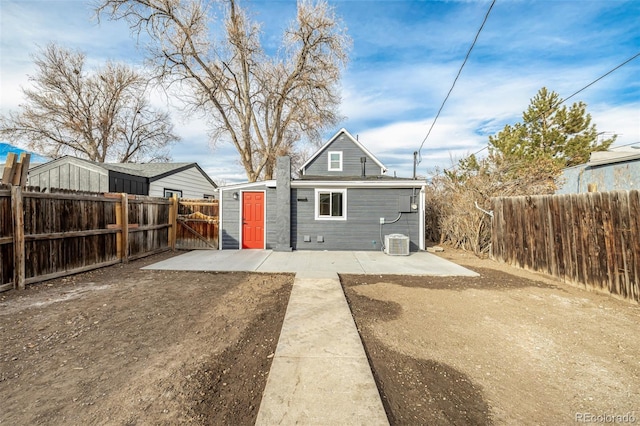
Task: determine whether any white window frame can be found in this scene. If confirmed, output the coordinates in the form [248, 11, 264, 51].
[314, 188, 347, 221]
[164, 188, 183, 198]
[327, 151, 343, 171]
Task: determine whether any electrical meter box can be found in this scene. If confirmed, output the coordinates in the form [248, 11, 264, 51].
[398, 195, 412, 213]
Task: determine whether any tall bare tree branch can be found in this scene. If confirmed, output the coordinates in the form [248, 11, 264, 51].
[97, 0, 350, 181]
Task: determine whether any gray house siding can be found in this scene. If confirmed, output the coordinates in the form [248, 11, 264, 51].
[265, 187, 278, 249]
[291, 187, 420, 251]
[29, 158, 109, 192]
[303, 134, 383, 177]
[220, 185, 277, 249]
[149, 166, 217, 198]
[221, 189, 240, 249]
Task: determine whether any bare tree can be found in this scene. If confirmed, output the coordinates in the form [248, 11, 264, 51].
[97, 0, 350, 181]
[0, 44, 179, 163]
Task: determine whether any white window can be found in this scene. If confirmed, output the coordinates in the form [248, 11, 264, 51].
[328, 151, 342, 171]
[164, 188, 183, 198]
[315, 189, 347, 220]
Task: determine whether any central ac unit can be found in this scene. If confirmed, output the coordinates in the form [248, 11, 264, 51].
[384, 234, 410, 256]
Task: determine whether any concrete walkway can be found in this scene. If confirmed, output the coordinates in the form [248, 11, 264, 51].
[255, 270, 388, 425]
[144, 250, 477, 424]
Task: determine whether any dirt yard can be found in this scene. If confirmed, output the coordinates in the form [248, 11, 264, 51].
[3, 249, 639, 425]
[0, 252, 293, 425]
[342, 250, 640, 425]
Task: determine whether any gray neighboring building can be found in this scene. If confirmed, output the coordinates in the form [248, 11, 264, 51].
[557, 148, 640, 194]
[219, 128, 426, 252]
[28, 156, 217, 198]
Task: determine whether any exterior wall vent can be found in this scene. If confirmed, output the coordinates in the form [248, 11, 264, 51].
[384, 234, 410, 256]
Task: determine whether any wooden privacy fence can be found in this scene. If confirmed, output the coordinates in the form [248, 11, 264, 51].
[0, 186, 217, 292]
[491, 190, 640, 303]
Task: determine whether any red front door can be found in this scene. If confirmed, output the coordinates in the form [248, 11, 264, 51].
[242, 192, 265, 249]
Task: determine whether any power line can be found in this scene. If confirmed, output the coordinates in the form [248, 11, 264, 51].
[561, 51, 640, 105]
[612, 140, 640, 148]
[442, 50, 640, 172]
[416, 0, 496, 165]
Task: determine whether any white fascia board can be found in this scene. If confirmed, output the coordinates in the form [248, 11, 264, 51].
[292, 180, 425, 189]
[219, 180, 277, 191]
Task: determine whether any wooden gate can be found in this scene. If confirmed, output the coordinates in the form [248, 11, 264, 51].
[176, 199, 219, 249]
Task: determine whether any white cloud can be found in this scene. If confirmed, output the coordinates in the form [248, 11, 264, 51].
[2, 0, 638, 184]
[591, 104, 640, 146]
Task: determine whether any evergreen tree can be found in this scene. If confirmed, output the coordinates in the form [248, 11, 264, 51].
[489, 87, 615, 169]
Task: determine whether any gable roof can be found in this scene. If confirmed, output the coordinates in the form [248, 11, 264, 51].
[30, 156, 217, 188]
[102, 162, 189, 179]
[298, 128, 387, 174]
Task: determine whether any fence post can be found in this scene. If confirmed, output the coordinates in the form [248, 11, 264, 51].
[121, 193, 129, 264]
[2, 153, 17, 184]
[115, 196, 122, 260]
[169, 194, 178, 251]
[115, 193, 129, 263]
[11, 186, 25, 290]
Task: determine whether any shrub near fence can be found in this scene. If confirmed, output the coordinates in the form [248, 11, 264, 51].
[0, 185, 177, 292]
[491, 190, 640, 303]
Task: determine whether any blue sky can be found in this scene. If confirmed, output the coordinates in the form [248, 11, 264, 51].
[1, 0, 639, 183]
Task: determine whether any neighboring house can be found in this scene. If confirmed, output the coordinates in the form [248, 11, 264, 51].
[28, 156, 217, 198]
[557, 148, 640, 194]
[219, 128, 426, 252]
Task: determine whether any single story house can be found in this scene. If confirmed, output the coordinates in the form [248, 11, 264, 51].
[219, 128, 426, 252]
[557, 148, 640, 194]
[28, 156, 217, 198]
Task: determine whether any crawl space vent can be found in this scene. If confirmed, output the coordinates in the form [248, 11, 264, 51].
[384, 234, 410, 256]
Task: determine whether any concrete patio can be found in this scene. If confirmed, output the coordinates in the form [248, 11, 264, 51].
[143, 249, 479, 276]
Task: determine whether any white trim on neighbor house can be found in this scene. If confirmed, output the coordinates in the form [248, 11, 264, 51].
[588, 150, 640, 167]
[314, 188, 347, 221]
[163, 188, 183, 198]
[298, 128, 387, 174]
[238, 189, 267, 250]
[327, 151, 343, 171]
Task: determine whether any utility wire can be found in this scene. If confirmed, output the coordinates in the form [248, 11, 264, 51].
[561, 51, 640, 105]
[612, 140, 640, 148]
[416, 0, 496, 164]
[442, 50, 640, 172]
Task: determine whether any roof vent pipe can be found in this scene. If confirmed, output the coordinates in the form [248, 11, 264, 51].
[360, 156, 367, 178]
